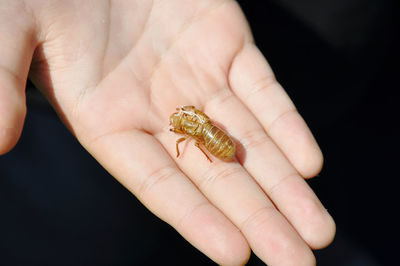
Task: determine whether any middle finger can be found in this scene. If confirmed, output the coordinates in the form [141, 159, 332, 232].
[156, 112, 314, 266]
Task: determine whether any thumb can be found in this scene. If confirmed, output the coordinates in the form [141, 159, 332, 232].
[0, 4, 37, 154]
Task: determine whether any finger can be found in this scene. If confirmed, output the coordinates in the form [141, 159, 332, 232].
[229, 43, 323, 178]
[0, 5, 36, 154]
[82, 130, 250, 265]
[157, 130, 315, 265]
[205, 91, 335, 249]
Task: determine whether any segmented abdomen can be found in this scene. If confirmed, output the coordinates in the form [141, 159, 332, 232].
[202, 124, 236, 161]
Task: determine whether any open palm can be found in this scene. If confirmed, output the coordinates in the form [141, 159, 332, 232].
[1, 0, 335, 265]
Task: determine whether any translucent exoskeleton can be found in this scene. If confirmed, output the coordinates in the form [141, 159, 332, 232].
[169, 106, 236, 162]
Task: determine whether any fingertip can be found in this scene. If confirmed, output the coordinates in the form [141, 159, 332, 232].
[211, 230, 251, 266]
[0, 126, 22, 155]
[295, 196, 336, 250]
[0, 91, 26, 155]
[179, 203, 251, 265]
[307, 211, 336, 250]
[273, 111, 324, 179]
[299, 144, 324, 179]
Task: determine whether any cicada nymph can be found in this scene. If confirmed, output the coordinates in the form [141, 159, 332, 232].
[169, 106, 236, 162]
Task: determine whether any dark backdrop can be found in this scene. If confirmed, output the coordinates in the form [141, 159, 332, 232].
[1, 0, 398, 265]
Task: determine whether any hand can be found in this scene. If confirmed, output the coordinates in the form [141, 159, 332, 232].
[0, 1, 335, 265]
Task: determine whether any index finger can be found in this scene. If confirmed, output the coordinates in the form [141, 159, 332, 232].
[229, 44, 323, 178]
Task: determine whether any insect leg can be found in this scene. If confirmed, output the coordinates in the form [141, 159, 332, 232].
[176, 137, 188, 158]
[195, 142, 213, 163]
[170, 128, 184, 134]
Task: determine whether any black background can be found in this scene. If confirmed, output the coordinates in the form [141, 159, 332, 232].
[1, 0, 398, 265]
[240, 0, 399, 265]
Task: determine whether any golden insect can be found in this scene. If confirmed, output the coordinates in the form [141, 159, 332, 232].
[169, 106, 236, 162]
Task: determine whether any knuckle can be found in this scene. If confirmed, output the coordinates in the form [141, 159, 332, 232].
[246, 75, 278, 101]
[239, 205, 277, 233]
[216, 91, 236, 106]
[240, 128, 270, 150]
[266, 108, 297, 132]
[267, 172, 298, 197]
[175, 201, 211, 230]
[205, 89, 235, 112]
[199, 165, 243, 190]
[137, 164, 177, 200]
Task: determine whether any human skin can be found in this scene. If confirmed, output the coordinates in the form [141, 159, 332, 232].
[0, 1, 335, 265]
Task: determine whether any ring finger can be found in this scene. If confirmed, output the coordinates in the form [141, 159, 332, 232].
[203, 89, 336, 249]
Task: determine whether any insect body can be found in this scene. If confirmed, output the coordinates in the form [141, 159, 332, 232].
[169, 106, 236, 162]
